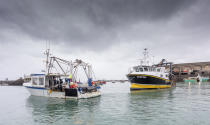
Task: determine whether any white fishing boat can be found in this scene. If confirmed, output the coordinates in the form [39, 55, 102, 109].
[23, 49, 101, 99]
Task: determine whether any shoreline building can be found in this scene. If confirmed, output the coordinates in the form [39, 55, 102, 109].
[172, 62, 210, 81]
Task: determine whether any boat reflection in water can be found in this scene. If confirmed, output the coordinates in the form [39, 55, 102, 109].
[130, 87, 175, 99]
[26, 95, 101, 124]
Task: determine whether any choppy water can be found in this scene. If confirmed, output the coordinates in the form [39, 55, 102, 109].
[1, 82, 210, 125]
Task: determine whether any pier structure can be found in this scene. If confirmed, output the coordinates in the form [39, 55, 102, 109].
[171, 62, 210, 82]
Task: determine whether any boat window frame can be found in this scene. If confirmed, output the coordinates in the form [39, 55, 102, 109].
[31, 75, 45, 86]
[157, 68, 161, 72]
[139, 67, 143, 72]
[135, 67, 139, 72]
[144, 67, 148, 72]
[39, 77, 44, 85]
[32, 77, 38, 85]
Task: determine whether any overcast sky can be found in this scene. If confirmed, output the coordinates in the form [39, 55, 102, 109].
[0, 0, 210, 80]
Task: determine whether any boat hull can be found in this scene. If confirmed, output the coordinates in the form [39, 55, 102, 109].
[25, 86, 101, 99]
[201, 78, 209, 82]
[184, 79, 197, 83]
[130, 83, 171, 90]
[184, 78, 209, 83]
[127, 74, 171, 90]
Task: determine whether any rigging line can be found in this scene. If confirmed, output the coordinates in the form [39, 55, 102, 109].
[55, 60, 68, 65]
[54, 58, 67, 76]
[48, 58, 55, 74]
[47, 57, 53, 75]
[83, 66, 89, 78]
[91, 70, 96, 80]
[73, 67, 78, 82]
[51, 59, 61, 75]
[74, 68, 78, 82]
[52, 56, 71, 64]
[55, 60, 71, 73]
[52, 64, 59, 74]
[67, 61, 73, 75]
[65, 66, 69, 75]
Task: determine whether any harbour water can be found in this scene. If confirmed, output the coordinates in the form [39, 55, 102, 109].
[1, 82, 210, 125]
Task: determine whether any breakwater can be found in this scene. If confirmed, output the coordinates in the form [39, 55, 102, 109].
[0, 78, 24, 86]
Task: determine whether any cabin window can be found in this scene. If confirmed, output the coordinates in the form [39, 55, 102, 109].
[149, 68, 153, 72]
[136, 68, 139, 72]
[130, 68, 134, 73]
[39, 78, 44, 85]
[139, 68, 143, 72]
[32, 78, 38, 85]
[157, 69, 161, 72]
[144, 67, 148, 71]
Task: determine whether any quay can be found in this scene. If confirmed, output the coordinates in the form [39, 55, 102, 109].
[172, 62, 210, 82]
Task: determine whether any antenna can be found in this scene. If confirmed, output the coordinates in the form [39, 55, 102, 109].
[45, 41, 50, 51]
[44, 41, 51, 75]
[140, 48, 149, 66]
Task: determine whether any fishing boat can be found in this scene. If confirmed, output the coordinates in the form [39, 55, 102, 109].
[184, 77, 199, 83]
[127, 48, 174, 90]
[184, 74, 209, 83]
[23, 49, 101, 99]
[201, 77, 209, 82]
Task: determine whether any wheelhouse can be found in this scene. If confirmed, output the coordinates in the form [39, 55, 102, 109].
[131, 66, 166, 73]
[31, 74, 45, 87]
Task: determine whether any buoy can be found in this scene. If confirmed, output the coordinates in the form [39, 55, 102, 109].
[92, 81, 95, 86]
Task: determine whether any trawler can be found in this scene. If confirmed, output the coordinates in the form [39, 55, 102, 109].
[23, 49, 101, 99]
[127, 48, 174, 90]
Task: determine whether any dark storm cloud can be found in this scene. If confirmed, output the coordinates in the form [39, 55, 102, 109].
[2, 0, 210, 80]
[0, 0, 196, 49]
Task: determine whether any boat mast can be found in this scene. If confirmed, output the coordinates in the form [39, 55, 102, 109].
[44, 48, 50, 75]
[141, 48, 149, 66]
